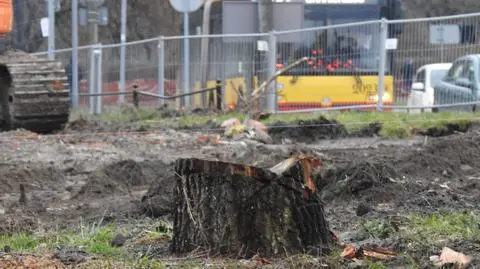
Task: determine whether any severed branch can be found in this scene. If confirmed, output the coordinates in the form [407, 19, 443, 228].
[229, 80, 247, 111]
[251, 57, 308, 99]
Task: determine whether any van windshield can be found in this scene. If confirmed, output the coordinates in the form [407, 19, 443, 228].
[430, 69, 448, 87]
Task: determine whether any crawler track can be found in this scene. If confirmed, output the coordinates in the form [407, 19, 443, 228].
[0, 50, 70, 133]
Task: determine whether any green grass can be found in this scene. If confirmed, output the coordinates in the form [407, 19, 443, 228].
[71, 106, 480, 138]
[0, 224, 123, 256]
[0, 220, 180, 268]
[359, 212, 480, 243]
[356, 212, 480, 267]
[401, 213, 480, 250]
[0, 214, 477, 268]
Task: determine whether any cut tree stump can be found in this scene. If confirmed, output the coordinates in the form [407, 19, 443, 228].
[171, 155, 333, 258]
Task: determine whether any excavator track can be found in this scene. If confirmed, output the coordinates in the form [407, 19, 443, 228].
[0, 50, 70, 133]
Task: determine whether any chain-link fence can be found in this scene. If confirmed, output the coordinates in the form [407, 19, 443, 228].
[30, 12, 480, 114]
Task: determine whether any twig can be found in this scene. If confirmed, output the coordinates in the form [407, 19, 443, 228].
[251, 57, 308, 99]
[175, 171, 197, 226]
[229, 80, 247, 111]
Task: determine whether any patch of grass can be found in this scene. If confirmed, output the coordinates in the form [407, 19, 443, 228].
[355, 213, 480, 268]
[71, 105, 480, 138]
[0, 224, 124, 257]
[359, 213, 480, 244]
[401, 212, 480, 248]
[330, 111, 479, 137]
[80, 225, 122, 256]
[0, 233, 40, 251]
[358, 219, 395, 240]
[364, 260, 389, 269]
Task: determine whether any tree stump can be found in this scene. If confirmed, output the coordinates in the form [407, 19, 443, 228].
[171, 155, 333, 258]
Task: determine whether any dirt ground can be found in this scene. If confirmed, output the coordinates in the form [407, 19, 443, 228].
[0, 117, 479, 268]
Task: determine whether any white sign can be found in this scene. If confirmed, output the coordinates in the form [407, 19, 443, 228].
[257, 40, 269, 51]
[429, 24, 460, 45]
[305, 0, 365, 3]
[40, 17, 49, 37]
[44, 0, 62, 13]
[385, 38, 398, 50]
[169, 0, 203, 12]
[272, 0, 366, 3]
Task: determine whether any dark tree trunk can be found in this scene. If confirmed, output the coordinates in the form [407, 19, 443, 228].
[171, 156, 333, 258]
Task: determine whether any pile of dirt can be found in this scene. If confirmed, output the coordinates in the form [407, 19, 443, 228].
[411, 121, 471, 137]
[268, 116, 349, 143]
[318, 131, 480, 211]
[137, 165, 175, 218]
[406, 132, 480, 176]
[319, 158, 400, 204]
[73, 159, 151, 198]
[267, 116, 383, 143]
[62, 119, 156, 134]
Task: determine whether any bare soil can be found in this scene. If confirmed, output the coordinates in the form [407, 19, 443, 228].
[0, 118, 479, 267]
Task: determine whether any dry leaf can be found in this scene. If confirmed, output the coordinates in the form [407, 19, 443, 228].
[244, 118, 268, 132]
[225, 124, 246, 137]
[220, 118, 241, 129]
[436, 247, 472, 266]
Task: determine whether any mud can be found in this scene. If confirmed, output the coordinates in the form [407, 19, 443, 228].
[0, 121, 479, 267]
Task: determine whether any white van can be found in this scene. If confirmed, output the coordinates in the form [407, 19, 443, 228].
[407, 63, 452, 113]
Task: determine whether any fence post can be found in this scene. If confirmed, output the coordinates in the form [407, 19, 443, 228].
[88, 44, 95, 114]
[119, 0, 127, 104]
[118, 39, 126, 104]
[47, 0, 55, 60]
[267, 30, 277, 113]
[216, 80, 222, 111]
[377, 18, 388, 112]
[71, 0, 79, 107]
[93, 43, 103, 114]
[132, 90, 139, 108]
[157, 36, 165, 106]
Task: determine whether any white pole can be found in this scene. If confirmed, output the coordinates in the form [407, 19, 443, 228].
[47, 0, 55, 60]
[119, 0, 127, 104]
[183, 4, 190, 107]
[72, 0, 79, 106]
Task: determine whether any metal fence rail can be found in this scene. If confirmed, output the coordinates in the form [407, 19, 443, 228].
[30, 12, 480, 114]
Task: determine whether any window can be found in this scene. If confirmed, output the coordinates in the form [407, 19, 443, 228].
[444, 61, 465, 82]
[462, 60, 475, 83]
[429, 69, 448, 87]
[281, 4, 387, 73]
[414, 69, 426, 83]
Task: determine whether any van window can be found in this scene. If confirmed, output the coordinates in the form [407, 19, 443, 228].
[414, 69, 425, 83]
[430, 69, 448, 87]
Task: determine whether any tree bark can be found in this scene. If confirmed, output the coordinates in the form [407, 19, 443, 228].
[171, 156, 333, 258]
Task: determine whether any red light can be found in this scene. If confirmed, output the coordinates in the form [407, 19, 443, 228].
[307, 60, 314, 65]
[311, 50, 317, 55]
[276, 63, 284, 69]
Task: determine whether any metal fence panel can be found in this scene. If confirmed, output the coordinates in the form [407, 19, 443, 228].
[163, 34, 267, 111]
[29, 12, 480, 114]
[274, 20, 386, 112]
[387, 13, 480, 111]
